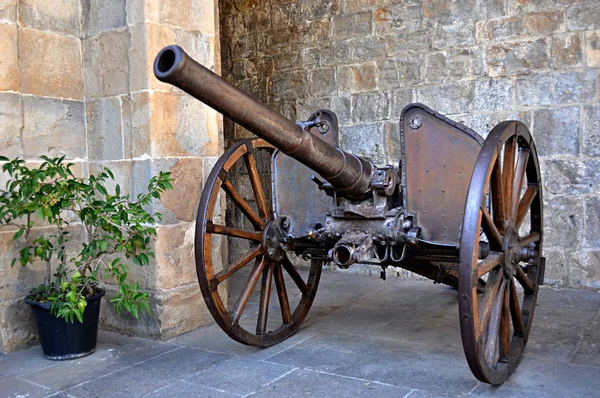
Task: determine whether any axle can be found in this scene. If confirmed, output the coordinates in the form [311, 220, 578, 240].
[154, 45, 374, 200]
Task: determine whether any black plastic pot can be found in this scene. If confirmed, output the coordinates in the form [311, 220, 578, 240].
[25, 289, 106, 360]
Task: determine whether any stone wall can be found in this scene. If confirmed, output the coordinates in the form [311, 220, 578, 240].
[0, 0, 222, 354]
[219, 0, 600, 290]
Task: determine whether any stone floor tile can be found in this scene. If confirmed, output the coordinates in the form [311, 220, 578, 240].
[0, 374, 55, 398]
[168, 324, 261, 356]
[306, 303, 396, 335]
[0, 346, 54, 376]
[471, 356, 600, 397]
[251, 368, 412, 397]
[186, 357, 296, 396]
[145, 381, 240, 397]
[64, 347, 232, 398]
[570, 309, 600, 367]
[264, 333, 477, 396]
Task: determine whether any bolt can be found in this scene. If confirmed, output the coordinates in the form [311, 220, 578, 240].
[409, 116, 422, 130]
[268, 250, 274, 256]
[280, 217, 290, 229]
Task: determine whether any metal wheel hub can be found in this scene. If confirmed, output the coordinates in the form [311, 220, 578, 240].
[263, 221, 285, 262]
[502, 227, 520, 278]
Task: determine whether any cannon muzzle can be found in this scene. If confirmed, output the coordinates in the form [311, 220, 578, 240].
[154, 45, 373, 199]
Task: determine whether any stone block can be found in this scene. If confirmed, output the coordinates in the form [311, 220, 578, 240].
[22, 97, 85, 159]
[18, 0, 80, 36]
[0, 0, 16, 23]
[524, 10, 564, 35]
[386, 30, 431, 54]
[82, 0, 126, 37]
[341, 124, 386, 165]
[383, 121, 401, 162]
[460, 111, 530, 138]
[0, 298, 37, 354]
[19, 29, 83, 100]
[332, 11, 372, 40]
[352, 91, 390, 123]
[543, 195, 583, 248]
[270, 71, 308, 100]
[296, 98, 331, 120]
[485, 38, 550, 77]
[156, 0, 216, 34]
[156, 284, 213, 340]
[474, 0, 506, 20]
[585, 31, 600, 67]
[300, 48, 320, 68]
[416, 81, 474, 115]
[122, 92, 151, 158]
[473, 78, 513, 111]
[541, 248, 568, 287]
[83, 30, 129, 98]
[308, 68, 336, 97]
[303, 20, 330, 46]
[153, 158, 205, 223]
[338, 63, 378, 93]
[582, 105, 600, 157]
[432, 19, 475, 48]
[343, 0, 384, 13]
[86, 97, 124, 161]
[379, 57, 420, 90]
[330, 96, 351, 124]
[544, 159, 600, 195]
[0, 24, 18, 92]
[154, 223, 197, 290]
[320, 41, 351, 66]
[586, 196, 600, 248]
[351, 37, 387, 62]
[566, 0, 600, 31]
[421, 49, 482, 84]
[0, 93, 23, 158]
[423, 0, 476, 25]
[242, 5, 271, 33]
[533, 107, 579, 156]
[149, 92, 214, 158]
[391, 89, 412, 119]
[516, 70, 596, 106]
[374, 3, 422, 34]
[552, 33, 582, 69]
[300, 0, 340, 21]
[476, 15, 524, 43]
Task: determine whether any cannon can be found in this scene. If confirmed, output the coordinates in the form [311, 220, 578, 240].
[154, 45, 545, 385]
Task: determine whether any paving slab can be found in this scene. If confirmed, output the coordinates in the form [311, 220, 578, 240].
[251, 368, 413, 397]
[1, 273, 599, 397]
[64, 347, 231, 398]
[186, 357, 296, 396]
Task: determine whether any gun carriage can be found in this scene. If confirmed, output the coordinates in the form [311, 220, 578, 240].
[154, 45, 545, 385]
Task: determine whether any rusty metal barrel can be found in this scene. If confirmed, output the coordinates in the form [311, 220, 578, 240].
[153, 45, 373, 199]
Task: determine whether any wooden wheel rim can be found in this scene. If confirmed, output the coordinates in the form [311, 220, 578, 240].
[195, 138, 322, 347]
[459, 121, 543, 385]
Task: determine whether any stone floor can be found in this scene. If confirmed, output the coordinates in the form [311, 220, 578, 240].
[1, 271, 599, 397]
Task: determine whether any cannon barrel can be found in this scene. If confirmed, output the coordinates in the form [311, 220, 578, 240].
[153, 45, 373, 199]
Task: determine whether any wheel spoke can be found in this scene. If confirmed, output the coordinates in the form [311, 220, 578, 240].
[481, 207, 503, 249]
[244, 152, 269, 220]
[282, 256, 309, 296]
[207, 221, 262, 242]
[484, 278, 506, 365]
[502, 137, 516, 220]
[515, 186, 538, 229]
[222, 179, 264, 229]
[509, 278, 525, 336]
[499, 283, 511, 361]
[515, 265, 534, 293]
[474, 252, 503, 279]
[511, 148, 529, 223]
[256, 261, 274, 335]
[273, 263, 292, 324]
[214, 246, 263, 286]
[491, 157, 506, 233]
[519, 232, 540, 247]
[477, 270, 503, 340]
[231, 257, 266, 324]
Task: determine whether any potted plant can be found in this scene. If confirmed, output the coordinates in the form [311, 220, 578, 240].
[0, 155, 172, 359]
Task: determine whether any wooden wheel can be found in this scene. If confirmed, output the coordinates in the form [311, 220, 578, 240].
[195, 138, 321, 347]
[459, 121, 543, 385]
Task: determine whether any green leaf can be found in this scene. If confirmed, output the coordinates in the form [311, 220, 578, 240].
[77, 299, 87, 314]
[61, 281, 69, 292]
[71, 271, 82, 283]
[12, 228, 24, 241]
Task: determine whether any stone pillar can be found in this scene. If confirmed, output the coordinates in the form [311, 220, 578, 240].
[0, 0, 223, 354]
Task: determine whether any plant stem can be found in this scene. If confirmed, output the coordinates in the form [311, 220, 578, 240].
[45, 259, 51, 286]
